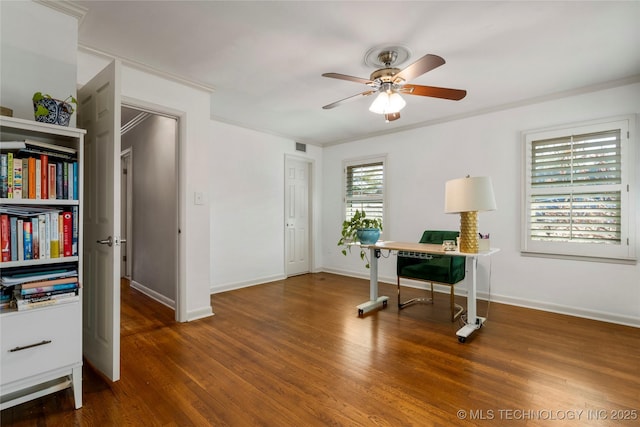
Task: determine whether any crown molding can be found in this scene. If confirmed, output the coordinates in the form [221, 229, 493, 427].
[78, 44, 216, 94]
[34, 0, 88, 21]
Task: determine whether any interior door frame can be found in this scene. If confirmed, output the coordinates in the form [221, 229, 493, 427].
[284, 154, 314, 276]
[120, 147, 133, 278]
[121, 98, 184, 322]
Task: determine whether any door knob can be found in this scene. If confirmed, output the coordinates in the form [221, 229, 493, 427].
[97, 236, 113, 247]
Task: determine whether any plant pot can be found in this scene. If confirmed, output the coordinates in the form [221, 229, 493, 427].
[33, 98, 73, 126]
[356, 228, 380, 245]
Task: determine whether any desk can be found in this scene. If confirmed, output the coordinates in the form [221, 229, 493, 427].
[357, 241, 499, 342]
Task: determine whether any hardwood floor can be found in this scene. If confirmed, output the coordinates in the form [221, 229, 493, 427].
[2, 273, 639, 426]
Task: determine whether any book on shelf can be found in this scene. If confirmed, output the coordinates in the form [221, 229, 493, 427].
[0, 140, 78, 201]
[12, 157, 22, 199]
[16, 290, 77, 303]
[7, 152, 13, 198]
[27, 157, 36, 199]
[0, 261, 79, 311]
[23, 220, 32, 260]
[48, 163, 56, 199]
[0, 206, 78, 263]
[19, 281, 78, 295]
[62, 211, 72, 257]
[10, 216, 17, 261]
[0, 153, 7, 198]
[0, 139, 76, 156]
[1, 264, 78, 287]
[14, 294, 80, 311]
[22, 158, 28, 199]
[1, 214, 9, 261]
[18, 276, 78, 290]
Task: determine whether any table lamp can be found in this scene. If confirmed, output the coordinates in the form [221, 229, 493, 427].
[444, 176, 497, 253]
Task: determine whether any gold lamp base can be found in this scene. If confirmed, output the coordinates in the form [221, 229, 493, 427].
[459, 211, 478, 253]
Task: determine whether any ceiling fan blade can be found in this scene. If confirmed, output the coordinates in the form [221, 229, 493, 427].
[322, 72, 373, 85]
[393, 54, 446, 83]
[322, 90, 376, 109]
[402, 84, 467, 101]
[384, 112, 401, 122]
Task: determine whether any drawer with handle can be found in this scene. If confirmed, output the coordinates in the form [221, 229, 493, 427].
[1, 302, 81, 385]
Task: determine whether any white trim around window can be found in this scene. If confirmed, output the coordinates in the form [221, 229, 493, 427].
[521, 115, 636, 262]
[343, 154, 387, 233]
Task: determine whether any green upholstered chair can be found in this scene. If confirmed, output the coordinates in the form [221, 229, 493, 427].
[396, 230, 466, 321]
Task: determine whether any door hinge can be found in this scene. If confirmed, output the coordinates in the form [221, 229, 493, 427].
[123, 168, 127, 174]
[123, 255, 127, 262]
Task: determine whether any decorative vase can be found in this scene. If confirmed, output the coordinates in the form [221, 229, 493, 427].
[356, 228, 380, 245]
[33, 98, 73, 126]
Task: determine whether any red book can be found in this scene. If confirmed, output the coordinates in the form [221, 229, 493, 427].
[40, 154, 48, 199]
[62, 211, 73, 257]
[1, 214, 9, 262]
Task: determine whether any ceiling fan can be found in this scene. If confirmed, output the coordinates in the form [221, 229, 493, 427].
[322, 49, 467, 122]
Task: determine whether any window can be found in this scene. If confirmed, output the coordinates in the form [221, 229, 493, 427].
[344, 156, 386, 226]
[522, 116, 636, 261]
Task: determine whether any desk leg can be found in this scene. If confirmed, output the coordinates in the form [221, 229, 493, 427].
[456, 256, 486, 342]
[356, 248, 389, 316]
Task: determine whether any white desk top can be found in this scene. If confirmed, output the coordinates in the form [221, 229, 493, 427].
[367, 241, 500, 257]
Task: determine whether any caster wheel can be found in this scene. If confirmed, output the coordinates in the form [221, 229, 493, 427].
[458, 336, 466, 343]
[358, 309, 364, 317]
[382, 300, 388, 308]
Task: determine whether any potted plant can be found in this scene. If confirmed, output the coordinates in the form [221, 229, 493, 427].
[337, 209, 383, 268]
[33, 92, 78, 126]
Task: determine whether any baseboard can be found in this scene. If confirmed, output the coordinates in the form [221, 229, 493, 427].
[320, 268, 640, 328]
[488, 293, 640, 328]
[129, 280, 214, 322]
[130, 280, 175, 309]
[210, 274, 287, 294]
[186, 306, 214, 322]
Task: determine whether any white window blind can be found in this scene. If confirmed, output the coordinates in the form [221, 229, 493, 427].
[344, 157, 385, 223]
[522, 117, 635, 261]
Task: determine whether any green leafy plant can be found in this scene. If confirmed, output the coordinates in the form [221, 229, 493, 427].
[337, 209, 383, 268]
[33, 92, 78, 117]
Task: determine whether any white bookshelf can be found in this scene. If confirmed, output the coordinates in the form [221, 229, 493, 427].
[0, 116, 85, 410]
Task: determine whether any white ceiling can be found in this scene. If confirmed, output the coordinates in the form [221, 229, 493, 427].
[72, 1, 640, 146]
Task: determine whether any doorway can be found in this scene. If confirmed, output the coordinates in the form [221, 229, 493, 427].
[285, 156, 312, 276]
[120, 105, 179, 313]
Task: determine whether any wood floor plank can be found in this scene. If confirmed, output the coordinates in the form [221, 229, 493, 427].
[1, 273, 639, 426]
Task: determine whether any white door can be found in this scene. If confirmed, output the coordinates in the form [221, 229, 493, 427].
[285, 158, 310, 276]
[78, 60, 122, 381]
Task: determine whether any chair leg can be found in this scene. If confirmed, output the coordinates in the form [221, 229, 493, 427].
[397, 276, 433, 310]
[450, 285, 464, 322]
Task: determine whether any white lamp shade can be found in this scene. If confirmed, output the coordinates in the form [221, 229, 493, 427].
[369, 91, 406, 114]
[444, 176, 497, 213]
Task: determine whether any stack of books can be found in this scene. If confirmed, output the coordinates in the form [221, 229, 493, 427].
[0, 264, 79, 311]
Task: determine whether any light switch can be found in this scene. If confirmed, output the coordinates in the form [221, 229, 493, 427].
[194, 191, 204, 205]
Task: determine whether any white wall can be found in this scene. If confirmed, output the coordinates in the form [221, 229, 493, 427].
[0, 1, 77, 126]
[208, 121, 322, 293]
[322, 82, 640, 327]
[122, 114, 177, 304]
[77, 51, 213, 321]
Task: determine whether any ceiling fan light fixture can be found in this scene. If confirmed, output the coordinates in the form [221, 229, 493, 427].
[368, 91, 406, 114]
